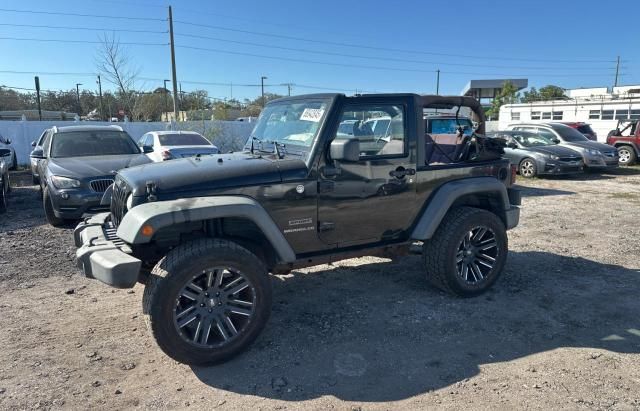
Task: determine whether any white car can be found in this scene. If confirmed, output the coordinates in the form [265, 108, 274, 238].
[137, 131, 219, 162]
[0, 132, 17, 170]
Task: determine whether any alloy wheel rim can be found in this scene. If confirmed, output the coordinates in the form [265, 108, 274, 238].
[173, 266, 256, 348]
[521, 161, 534, 177]
[619, 150, 630, 163]
[455, 226, 498, 285]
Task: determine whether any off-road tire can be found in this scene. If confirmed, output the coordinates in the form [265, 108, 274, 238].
[142, 238, 272, 366]
[43, 188, 65, 227]
[422, 207, 508, 297]
[519, 158, 537, 178]
[617, 145, 637, 166]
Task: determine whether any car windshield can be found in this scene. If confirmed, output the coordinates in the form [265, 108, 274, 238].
[576, 124, 594, 135]
[158, 133, 210, 146]
[248, 98, 330, 149]
[512, 133, 554, 147]
[554, 126, 589, 142]
[50, 130, 139, 158]
[428, 118, 474, 136]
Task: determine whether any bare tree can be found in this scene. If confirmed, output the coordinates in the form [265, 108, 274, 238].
[95, 33, 140, 116]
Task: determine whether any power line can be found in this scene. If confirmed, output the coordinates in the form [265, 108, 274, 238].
[176, 33, 617, 72]
[0, 7, 165, 21]
[174, 21, 616, 64]
[0, 23, 167, 34]
[0, 36, 168, 46]
[0, 70, 97, 76]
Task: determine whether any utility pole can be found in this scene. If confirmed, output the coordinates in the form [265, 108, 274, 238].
[179, 82, 183, 120]
[168, 6, 179, 121]
[97, 75, 103, 121]
[230, 82, 233, 100]
[261, 76, 267, 107]
[34, 76, 42, 120]
[281, 83, 293, 96]
[614, 56, 620, 88]
[163, 79, 170, 121]
[75, 83, 83, 116]
[436, 69, 440, 95]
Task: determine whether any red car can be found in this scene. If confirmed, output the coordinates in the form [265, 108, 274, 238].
[559, 122, 597, 141]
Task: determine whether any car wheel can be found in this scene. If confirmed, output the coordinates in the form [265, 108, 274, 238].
[9, 152, 17, 171]
[143, 238, 272, 365]
[0, 176, 7, 213]
[519, 158, 537, 178]
[43, 188, 65, 227]
[617, 146, 636, 166]
[422, 207, 508, 297]
[32, 174, 39, 185]
[5, 172, 10, 193]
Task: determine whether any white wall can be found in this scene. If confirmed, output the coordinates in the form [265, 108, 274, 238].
[0, 120, 255, 166]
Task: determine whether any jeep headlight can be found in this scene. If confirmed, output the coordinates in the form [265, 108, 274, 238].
[126, 194, 134, 210]
[51, 175, 81, 189]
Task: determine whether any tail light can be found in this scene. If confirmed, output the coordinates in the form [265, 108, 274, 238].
[510, 164, 517, 185]
[161, 150, 173, 161]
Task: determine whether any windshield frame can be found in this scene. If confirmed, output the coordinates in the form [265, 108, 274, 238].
[49, 130, 140, 158]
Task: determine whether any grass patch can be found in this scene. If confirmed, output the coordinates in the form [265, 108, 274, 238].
[608, 192, 640, 201]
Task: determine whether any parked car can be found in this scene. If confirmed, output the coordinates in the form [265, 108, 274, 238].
[559, 122, 598, 141]
[137, 131, 219, 162]
[74, 93, 520, 365]
[0, 132, 17, 170]
[32, 125, 152, 226]
[606, 119, 639, 165]
[488, 130, 583, 178]
[0, 148, 11, 212]
[30, 129, 49, 184]
[506, 123, 618, 170]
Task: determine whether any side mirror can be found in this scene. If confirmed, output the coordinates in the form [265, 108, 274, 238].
[5, 139, 11, 145]
[330, 139, 360, 162]
[31, 141, 37, 147]
[552, 138, 560, 144]
[142, 145, 154, 154]
[0, 148, 11, 157]
[30, 148, 45, 159]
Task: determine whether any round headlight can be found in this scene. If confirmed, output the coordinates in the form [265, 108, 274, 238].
[126, 194, 134, 210]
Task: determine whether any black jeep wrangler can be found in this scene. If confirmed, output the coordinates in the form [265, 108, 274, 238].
[74, 93, 520, 365]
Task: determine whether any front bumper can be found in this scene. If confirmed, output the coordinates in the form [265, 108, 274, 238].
[505, 188, 521, 230]
[74, 212, 141, 288]
[540, 160, 583, 175]
[584, 155, 619, 169]
[51, 189, 110, 219]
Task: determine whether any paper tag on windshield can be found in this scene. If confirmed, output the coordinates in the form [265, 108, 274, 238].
[300, 108, 324, 122]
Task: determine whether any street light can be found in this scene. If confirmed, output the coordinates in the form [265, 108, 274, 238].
[163, 79, 170, 121]
[261, 76, 268, 107]
[75, 83, 83, 116]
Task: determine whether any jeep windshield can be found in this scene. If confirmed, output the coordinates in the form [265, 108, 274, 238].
[246, 98, 330, 154]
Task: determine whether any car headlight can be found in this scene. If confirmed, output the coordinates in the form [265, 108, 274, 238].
[126, 194, 134, 210]
[50, 175, 81, 189]
[587, 149, 602, 156]
[549, 155, 560, 160]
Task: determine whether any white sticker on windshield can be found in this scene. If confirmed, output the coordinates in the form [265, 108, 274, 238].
[300, 108, 324, 122]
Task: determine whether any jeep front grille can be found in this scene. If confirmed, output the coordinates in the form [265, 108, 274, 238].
[90, 178, 115, 193]
[110, 178, 131, 228]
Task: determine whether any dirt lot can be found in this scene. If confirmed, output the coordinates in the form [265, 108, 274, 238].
[1, 169, 640, 410]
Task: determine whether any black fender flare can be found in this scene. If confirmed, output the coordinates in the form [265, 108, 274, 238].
[411, 177, 514, 240]
[116, 196, 296, 263]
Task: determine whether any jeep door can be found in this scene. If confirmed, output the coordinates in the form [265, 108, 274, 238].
[317, 97, 418, 247]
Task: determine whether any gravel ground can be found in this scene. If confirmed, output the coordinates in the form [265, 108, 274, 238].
[1, 169, 640, 410]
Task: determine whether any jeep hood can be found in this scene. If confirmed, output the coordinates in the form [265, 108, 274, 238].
[48, 154, 151, 179]
[118, 152, 307, 197]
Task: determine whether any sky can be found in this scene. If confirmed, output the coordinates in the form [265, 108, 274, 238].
[0, 0, 638, 102]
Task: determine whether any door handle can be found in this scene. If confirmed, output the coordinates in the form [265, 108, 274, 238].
[389, 167, 416, 179]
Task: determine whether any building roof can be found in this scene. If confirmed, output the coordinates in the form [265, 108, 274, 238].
[462, 79, 528, 96]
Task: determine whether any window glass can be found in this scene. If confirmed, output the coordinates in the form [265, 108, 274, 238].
[158, 133, 210, 146]
[615, 109, 630, 120]
[541, 112, 552, 120]
[602, 110, 614, 120]
[42, 132, 52, 155]
[51, 131, 139, 158]
[511, 112, 520, 121]
[588, 110, 600, 120]
[631, 110, 640, 120]
[552, 111, 563, 120]
[537, 129, 557, 140]
[138, 134, 148, 146]
[336, 104, 405, 157]
[554, 126, 589, 142]
[531, 111, 541, 120]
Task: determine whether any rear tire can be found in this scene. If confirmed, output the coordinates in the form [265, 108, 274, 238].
[519, 158, 537, 178]
[43, 188, 65, 227]
[142, 238, 272, 366]
[617, 146, 637, 166]
[422, 207, 508, 297]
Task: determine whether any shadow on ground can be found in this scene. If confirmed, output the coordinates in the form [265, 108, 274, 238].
[516, 184, 575, 197]
[192, 252, 640, 402]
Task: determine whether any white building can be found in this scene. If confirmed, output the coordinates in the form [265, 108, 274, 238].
[499, 85, 640, 141]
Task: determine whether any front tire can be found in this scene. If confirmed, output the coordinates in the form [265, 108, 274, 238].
[519, 158, 537, 178]
[43, 188, 65, 227]
[143, 239, 272, 366]
[422, 207, 508, 297]
[618, 146, 637, 166]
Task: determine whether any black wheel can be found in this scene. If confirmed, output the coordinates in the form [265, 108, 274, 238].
[519, 158, 537, 178]
[422, 207, 508, 297]
[32, 174, 39, 185]
[9, 152, 17, 171]
[43, 188, 64, 227]
[618, 146, 637, 166]
[0, 175, 7, 213]
[143, 238, 272, 366]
